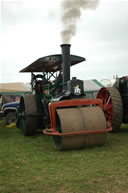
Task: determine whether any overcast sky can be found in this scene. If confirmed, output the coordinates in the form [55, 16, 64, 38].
[1, 0, 128, 83]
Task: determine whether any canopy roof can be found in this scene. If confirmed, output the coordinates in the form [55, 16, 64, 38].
[20, 54, 85, 73]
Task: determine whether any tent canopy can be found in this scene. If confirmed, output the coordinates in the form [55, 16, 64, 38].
[0, 82, 31, 94]
[83, 79, 104, 92]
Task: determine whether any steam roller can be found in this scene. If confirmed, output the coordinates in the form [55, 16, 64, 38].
[17, 44, 112, 150]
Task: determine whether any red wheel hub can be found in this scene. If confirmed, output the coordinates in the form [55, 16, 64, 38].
[97, 88, 113, 124]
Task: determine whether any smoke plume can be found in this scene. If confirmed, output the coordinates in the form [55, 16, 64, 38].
[61, 0, 99, 43]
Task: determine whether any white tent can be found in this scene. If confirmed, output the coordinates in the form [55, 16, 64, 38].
[0, 82, 31, 107]
[84, 79, 103, 92]
[83, 79, 104, 99]
[0, 82, 31, 94]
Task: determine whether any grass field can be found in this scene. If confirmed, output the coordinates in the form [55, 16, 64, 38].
[0, 119, 128, 193]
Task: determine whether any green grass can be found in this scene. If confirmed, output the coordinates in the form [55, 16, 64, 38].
[0, 119, 128, 193]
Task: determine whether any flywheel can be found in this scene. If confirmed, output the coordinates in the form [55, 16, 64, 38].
[97, 87, 123, 132]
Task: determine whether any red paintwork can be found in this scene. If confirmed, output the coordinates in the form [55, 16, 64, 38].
[43, 98, 112, 136]
[97, 88, 113, 124]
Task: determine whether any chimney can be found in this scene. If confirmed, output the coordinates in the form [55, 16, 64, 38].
[60, 44, 71, 90]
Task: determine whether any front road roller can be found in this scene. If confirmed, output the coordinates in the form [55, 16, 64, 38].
[44, 99, 112, 150]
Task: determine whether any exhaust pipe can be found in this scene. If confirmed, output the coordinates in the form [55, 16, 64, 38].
[60, 44, 71, 90]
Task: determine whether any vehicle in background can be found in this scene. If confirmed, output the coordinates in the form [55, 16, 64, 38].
[0, 82, 31, 124]
[2, 101, 20, 125]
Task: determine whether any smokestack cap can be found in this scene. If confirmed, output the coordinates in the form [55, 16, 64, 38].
[60, 44, 71, 48]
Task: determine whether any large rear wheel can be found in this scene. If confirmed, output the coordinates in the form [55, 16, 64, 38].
[97, 87, 123, 132]
[17, 95, 38, 136]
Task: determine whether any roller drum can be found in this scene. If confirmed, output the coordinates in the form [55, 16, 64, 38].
[53, 106, 107, 150]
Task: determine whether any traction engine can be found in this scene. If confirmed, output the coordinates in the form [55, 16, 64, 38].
[17, 44, 112, 150]
[97, 76, 128, 132]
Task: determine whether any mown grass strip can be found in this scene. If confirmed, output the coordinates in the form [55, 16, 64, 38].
[0, 119, 128, 193]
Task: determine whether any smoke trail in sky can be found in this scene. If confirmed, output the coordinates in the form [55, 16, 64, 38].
[61, 0, 99, 43]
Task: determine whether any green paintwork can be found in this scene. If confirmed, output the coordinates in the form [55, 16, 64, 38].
[17, 99, 26, 135]
[0, 91, 30, 95]
[93, 79, 104, 88]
